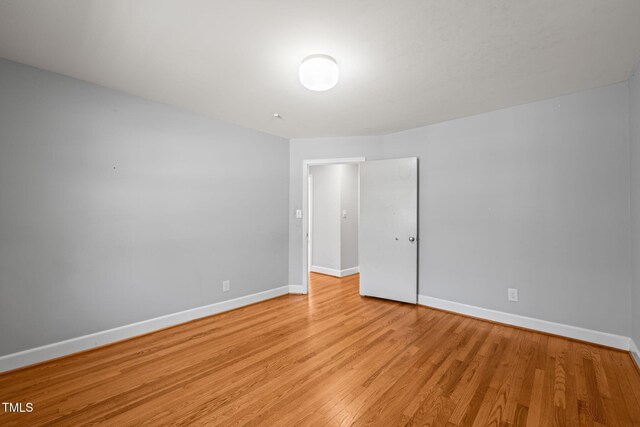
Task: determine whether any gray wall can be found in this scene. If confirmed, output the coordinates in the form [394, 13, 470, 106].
[289, 83, 632, 337]
[630, 61, 640, 349]
[0, 58, 290, 357]
[309, 163, 359, 272]
[340, 164, 359, 270]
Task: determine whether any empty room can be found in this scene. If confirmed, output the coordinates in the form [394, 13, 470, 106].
[1, 1, 640, 425]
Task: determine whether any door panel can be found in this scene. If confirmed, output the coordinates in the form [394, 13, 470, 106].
[359, 158, 418, 304]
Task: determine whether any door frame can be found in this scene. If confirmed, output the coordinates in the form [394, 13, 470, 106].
[307, 173, 313, 274]
[301, 157, 366, 294]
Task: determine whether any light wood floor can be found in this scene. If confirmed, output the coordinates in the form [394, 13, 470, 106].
[1, 273, 640, 426]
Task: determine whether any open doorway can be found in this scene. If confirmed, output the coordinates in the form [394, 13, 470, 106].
[308, 163, 360, 282]
[301, 157, 418, 302]
[301, 158, 365, 294]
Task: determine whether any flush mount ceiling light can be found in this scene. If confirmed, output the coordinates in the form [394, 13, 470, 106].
[299, 54, 339, 92]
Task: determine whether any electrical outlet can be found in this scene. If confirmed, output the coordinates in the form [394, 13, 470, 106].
[507, 288, 518, 302]
[223, 280, 230, 292]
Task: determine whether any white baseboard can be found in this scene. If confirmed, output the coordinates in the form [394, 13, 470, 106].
[340, 267, 360, 277]
[631, 339, 640, 366]
[4, 287, 631, 373]
[310, 265, 359, 277]
[309, 265, 340, 276]
[418, 295, 631, 350]
[0, 285, 290, 373]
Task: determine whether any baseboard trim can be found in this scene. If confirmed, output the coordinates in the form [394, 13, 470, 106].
[340, 267, 360, 277]
[289, 285, 305, 294]
[310, 265, 359, 277]
[0, 285, 290, 373]
[4, 288, 630, 373]
[418, 295, 631, 350]
[631, 339, 640, 370]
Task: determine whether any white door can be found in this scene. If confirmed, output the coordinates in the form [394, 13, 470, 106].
[359, 158, 418, 304]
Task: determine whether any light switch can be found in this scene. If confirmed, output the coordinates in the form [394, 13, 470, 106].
[295, 209, 302, 219]
[342, 210, 347, 218]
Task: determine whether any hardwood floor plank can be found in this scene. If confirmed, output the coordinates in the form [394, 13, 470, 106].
[1, 272, 638, 426]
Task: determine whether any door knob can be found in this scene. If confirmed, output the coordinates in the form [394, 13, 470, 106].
[409, 237, 415, 242]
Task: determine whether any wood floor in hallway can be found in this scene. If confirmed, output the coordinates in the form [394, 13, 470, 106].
[1, 272, 640, 426]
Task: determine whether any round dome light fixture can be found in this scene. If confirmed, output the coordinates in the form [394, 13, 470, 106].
[299, 54, 339, 92]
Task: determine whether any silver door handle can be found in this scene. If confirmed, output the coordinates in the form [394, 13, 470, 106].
[409, 237, 415, 242]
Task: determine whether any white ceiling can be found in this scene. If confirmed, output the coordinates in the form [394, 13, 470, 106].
[1, 1, 639, 138]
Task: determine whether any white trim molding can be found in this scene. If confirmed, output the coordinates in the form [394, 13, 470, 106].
[340, 267, 360, 277]
[310, 265, 360, 277]
[631, 339, 640, 367]
[303, 157, 367, 166]
[0, 285, 290, 373]
[418, 295, 631, 350]
[289, 285, 305, 294]
[310, 265, 340, 276]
